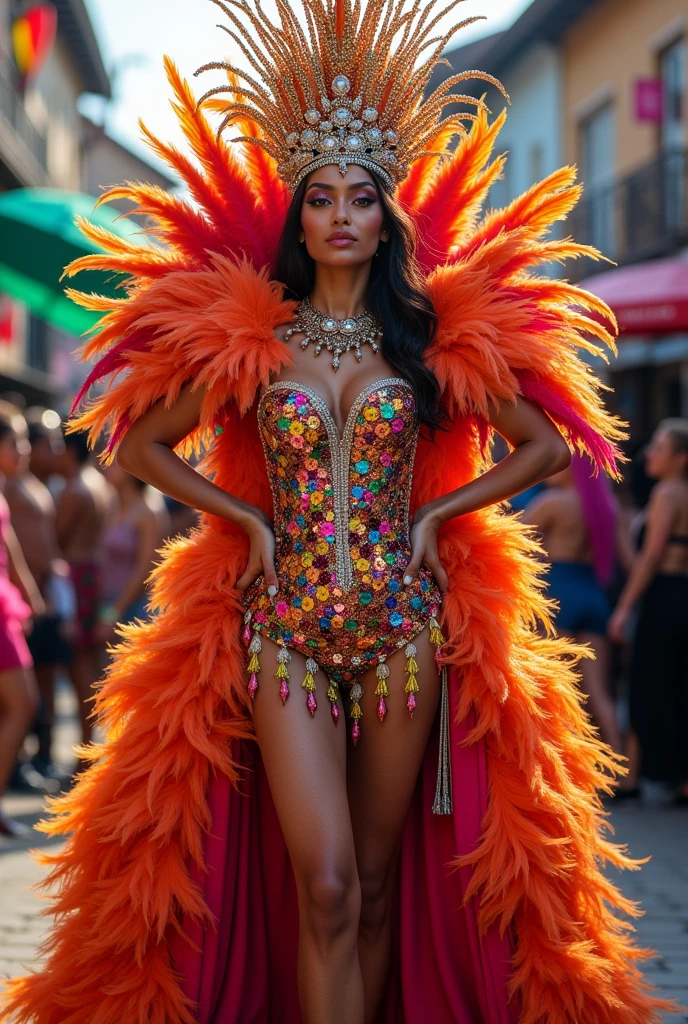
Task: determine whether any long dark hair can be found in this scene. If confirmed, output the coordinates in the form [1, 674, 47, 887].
[272, 170, 447, 436]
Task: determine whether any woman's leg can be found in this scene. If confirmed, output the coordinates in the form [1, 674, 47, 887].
[621, 728, 641, 790]
[0, 666, 39, 792]
[249, 636, 364, 1024]
[346, 625, 442, 1024]
[578, 632, 623, 754]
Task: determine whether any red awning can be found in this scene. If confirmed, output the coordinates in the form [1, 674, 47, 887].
[579, 257, 688, 335]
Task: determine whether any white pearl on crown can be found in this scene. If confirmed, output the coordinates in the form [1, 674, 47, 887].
[332, 74, 351, 95]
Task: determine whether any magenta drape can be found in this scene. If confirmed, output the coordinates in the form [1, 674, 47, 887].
[172, 672, 519, 1023]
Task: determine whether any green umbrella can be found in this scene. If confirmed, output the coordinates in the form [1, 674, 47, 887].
[0, 188, 144, 336]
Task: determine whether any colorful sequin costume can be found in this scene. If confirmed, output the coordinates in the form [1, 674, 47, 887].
[242, 379, 444, 742]
[2, 1, 679, 1022]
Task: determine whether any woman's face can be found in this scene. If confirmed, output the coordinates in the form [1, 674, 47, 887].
[299, 163, 388, 267]
[644, 427, 686, 480]
[0, 429, 27, 478]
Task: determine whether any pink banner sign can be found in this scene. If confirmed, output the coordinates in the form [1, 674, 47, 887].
[635, 78, 663, 122]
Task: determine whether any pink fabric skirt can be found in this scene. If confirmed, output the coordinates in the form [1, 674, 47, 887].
[0, 579, 32, 673]
[173, 672, 519, 1023]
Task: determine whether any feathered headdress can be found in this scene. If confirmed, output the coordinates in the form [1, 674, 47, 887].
[195, 0, 505, 191]
[60, 0, 623, 479]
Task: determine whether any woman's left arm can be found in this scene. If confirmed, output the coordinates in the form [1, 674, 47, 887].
[608, 485, 675, 643]
[404, 395, 571, 591]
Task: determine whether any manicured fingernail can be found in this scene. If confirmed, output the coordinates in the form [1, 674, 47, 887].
[268, 585, 278, 596]
[403, 575, 413, 585]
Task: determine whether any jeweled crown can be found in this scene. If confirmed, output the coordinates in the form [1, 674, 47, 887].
[195, 0, 503, 193]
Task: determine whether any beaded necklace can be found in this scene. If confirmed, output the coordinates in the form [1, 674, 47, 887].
[284, 297, 383, 371]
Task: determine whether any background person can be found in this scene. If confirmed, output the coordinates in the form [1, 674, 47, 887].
[524, 453, 631, 755]
[54, 430, 114, 743]
[609, 419, 688, 802]
[96, 464, 170, 648]
[0, 406, 44, 835]
[5, 418, 75, 785]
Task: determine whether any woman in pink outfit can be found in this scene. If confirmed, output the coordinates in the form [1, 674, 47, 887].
[0, 404, 44, 836]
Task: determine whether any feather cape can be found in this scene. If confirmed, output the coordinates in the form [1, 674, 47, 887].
[0, 58, 676, 1024]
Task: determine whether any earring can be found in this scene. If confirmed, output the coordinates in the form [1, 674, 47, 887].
[298, 233, 305, 243]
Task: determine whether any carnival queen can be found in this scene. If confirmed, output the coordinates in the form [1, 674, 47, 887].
[1, 0, 676, 1022]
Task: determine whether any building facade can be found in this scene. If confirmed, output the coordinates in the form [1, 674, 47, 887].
[441, 0, 687, 446]
[0, 0, 111, 406]
[0, 1, 176, 413]
[562, 0, 687, 443]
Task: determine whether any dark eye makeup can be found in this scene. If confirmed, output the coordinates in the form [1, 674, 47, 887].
[305, 192, 378, 207]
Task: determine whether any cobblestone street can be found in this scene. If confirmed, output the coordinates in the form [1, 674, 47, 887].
[1, 685, 687, 1020]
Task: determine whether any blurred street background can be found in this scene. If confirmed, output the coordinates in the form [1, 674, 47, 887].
[0, 0, 687, 1017]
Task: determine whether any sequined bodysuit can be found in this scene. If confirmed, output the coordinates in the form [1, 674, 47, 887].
[242, 377, 444, 744]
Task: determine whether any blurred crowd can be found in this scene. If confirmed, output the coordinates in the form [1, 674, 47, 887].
[0, 399, 686, 836]
[516, 418, 688, 806]
[0, 399, 199, 837]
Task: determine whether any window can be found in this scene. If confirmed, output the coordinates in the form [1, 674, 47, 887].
[529, 142, 544, 184]
[659, 37, 685, 230]
[580, 102, 616, 256]
[660, 37, 685, 152]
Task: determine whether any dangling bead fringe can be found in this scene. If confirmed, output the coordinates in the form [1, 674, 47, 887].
[349, 681, 363, 745]
[326, 680, 340, 724]
[246, 631, 262, 701]
[276, 644, 291, 705]
[242, 610, 252, 646]
[375, 658, 389, 722]
[429, 615, 444, 649]
[404, 643, 419, 717]
[301, 657, 318, 717]
[432, 665, 453, 815]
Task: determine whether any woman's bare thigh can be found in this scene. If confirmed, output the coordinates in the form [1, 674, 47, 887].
[248, 635, 356, 887]
[345, 624, 442, 873]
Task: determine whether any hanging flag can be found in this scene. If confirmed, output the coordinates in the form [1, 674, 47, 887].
[11, 3, 57, 88]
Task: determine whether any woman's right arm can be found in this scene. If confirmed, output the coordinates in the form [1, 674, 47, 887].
[116, 382, 279, 593]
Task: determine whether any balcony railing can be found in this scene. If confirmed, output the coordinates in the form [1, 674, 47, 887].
[568, 150, 688, 281]
[0, 67, 48, 174]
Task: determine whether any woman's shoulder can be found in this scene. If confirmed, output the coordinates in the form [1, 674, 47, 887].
[648, 478, 688, 519]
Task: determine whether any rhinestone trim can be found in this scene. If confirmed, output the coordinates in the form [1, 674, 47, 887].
[291, 154, 395, 193]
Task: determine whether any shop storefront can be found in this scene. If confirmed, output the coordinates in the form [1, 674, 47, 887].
[580, 256, 688, 445]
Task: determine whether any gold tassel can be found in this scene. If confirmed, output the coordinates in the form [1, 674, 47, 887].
[404, 642, 419, 717]
[375, 659, 389, 722]
[247, 632, 261, 700]
[302, 656, 318, 717]
[432, 665, 453, 815]
[276, 644, 291, 705]
[326, 677, 341, 724]
[429, 614, 444, 650]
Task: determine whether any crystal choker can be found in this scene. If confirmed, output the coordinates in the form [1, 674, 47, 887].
[284, 296, 383, 371]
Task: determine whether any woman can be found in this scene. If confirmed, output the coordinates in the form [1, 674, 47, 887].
[524, 454, 629, 754]
[0, 406, 43, 836]
[97, 465, 170, 645]
[609, 419, 688, 800]
[1, 2, 675, 1022]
